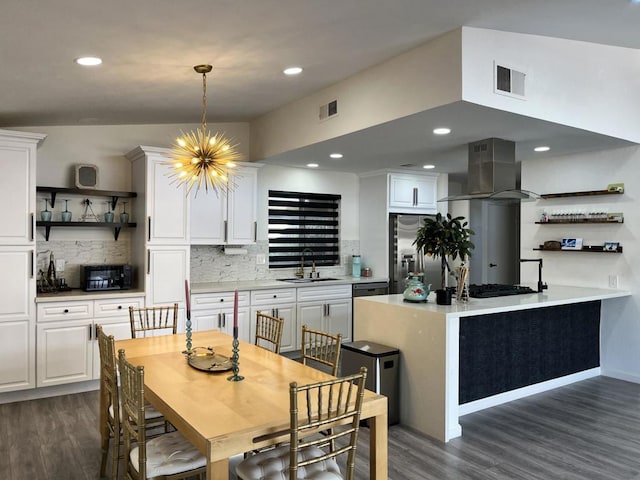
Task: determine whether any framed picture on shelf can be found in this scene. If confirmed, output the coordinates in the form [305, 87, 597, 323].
[561, 238, 583, 250]
[603, 242, 619, 252]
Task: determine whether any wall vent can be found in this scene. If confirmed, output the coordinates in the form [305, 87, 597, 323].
[319, 99, 338, 121]
[494, 62, 526, 99]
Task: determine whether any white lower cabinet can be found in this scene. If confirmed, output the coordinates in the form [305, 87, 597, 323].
[36, 295, 143, 387]
[0, 320, 35, 393]
[296, 285, 352, 343]
[250, 287, 297, 352]
[190, 291, 251, 342]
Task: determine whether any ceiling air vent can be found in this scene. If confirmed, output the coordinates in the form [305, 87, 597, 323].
[494, 62, 526, 99]
[319, 99, 338, 121]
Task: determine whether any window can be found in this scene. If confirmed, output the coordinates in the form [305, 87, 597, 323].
[268, 190, 340, 269]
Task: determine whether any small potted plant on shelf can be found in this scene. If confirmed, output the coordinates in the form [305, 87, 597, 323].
[413, 213, 475, 305]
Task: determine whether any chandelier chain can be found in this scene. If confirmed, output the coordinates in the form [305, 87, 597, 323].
[201, 72, 207, 130]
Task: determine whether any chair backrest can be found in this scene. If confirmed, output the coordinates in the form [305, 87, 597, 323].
[301, 325, 342, 376]
[289, 367, 367, 480]
[117, 349, 148, 480]
[129, 303, 178, 338]
[96, 325, 119, 422]
[255, 311, 284, 354]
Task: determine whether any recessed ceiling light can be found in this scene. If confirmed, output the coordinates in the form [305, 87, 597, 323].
[307, 163, 319, 168]
[283, 67, 303, 75]
[329, 153, 343, 159]
[534, 146, 550, 152]
[75, 56, 102, 66]
[433, 127, 451, 135]
[423, 164, 435, 169]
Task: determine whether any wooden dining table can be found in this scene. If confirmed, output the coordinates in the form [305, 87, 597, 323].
[115, 330, 388, 480]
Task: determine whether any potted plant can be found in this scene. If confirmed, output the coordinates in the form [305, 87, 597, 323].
[413, 213, 474, 305]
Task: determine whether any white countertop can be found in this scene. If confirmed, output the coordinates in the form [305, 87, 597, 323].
[356, 285, 631, 317]
[190, 276, 389, 294]
[35, 276, 389, 302]
[36, 289, 146, 303]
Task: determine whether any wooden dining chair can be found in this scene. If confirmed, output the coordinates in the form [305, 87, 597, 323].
[96, 325, 164, 480]
[255, 311, 285, 354]
[235, 367, 368, 480]
[129, 303, 178, 338]
[301, 325, 343, 376]
[117, 349, 206, 480]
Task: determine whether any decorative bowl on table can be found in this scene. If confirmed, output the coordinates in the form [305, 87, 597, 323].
[185, 346, 232, 372]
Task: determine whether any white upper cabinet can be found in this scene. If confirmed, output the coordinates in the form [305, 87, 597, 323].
[128, 146, 189, 245]
[388, 173, 438, 214]
[0, 129, 46, 245]
[190, 163, 259, 245]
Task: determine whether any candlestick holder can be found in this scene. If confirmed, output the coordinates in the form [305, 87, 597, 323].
[184, 316, 193, 355]
[227, 337, 244, 381]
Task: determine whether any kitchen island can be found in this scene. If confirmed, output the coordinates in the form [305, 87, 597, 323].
[353, 285, 631, 442]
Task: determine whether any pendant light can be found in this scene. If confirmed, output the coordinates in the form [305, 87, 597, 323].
[166, 64, 241, 195]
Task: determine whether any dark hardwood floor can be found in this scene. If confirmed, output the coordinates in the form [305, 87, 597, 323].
[1, 376, 640, 479]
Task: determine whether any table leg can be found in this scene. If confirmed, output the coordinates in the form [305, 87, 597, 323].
[207, 458, 229, 480]
[369, 412, 388, 480]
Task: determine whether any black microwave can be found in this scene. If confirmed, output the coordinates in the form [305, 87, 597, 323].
[81, 264, 133, 291]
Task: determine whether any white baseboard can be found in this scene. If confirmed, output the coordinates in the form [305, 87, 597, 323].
[0, 380, 99, 405]
[458, 368, 601, 416]
[600, 368, 640, 384]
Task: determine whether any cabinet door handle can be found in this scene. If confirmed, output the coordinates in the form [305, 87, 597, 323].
[224, 220, 228, 242]
[222, 312, 226, 328]
[30, 213, 35, 241]
[254, 221, 257, 242]
[147, 250, 151, 275]
[217, 313, 221, 328]
[327, 304, 330, 316]
[88, 325, 92, 340]
[148, 216, 151, 241]
[64, 309, 69, 313]
[117, 305, 122, 310]
[31, 250, 35, 278]
[275, 308, 279, 318]
[413, 187, 418, 206]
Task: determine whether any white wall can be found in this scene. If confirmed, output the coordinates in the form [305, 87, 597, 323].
[462, 27, 640, 143]
[521, 145, 640, 382]
[250, 29, 462, 160]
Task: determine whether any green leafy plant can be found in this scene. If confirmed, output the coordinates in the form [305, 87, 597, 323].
[413, 213, 475, 290]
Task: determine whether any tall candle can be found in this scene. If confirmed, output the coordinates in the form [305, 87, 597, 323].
[233, 289, 239, 338]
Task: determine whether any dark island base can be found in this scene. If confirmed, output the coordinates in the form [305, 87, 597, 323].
[459, 300, 601, 404]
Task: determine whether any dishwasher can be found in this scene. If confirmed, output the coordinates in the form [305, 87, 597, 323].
[352, 281, 389, 339]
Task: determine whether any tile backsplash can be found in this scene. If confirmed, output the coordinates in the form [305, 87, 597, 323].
[190, 240, 360, 283]
[36, 234, 131, 288]
[36, 236, 360, 287]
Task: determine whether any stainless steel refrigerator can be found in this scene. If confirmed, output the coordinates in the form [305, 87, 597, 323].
[388, 214, 439, 294]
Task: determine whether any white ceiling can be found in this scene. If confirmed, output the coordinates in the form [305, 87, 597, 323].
[2, 0, 638, 174]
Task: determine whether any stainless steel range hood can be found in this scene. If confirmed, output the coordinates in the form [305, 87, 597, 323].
[439, 138, 539, 202]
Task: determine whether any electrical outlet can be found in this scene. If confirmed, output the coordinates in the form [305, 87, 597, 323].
[608, 274, 618, 289]
[256, 254, 266, 265]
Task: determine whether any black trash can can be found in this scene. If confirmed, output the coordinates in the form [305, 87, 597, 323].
[341, 341, 399, 425]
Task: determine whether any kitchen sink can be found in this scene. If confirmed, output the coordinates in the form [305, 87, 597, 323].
[279, 277, 339, 283]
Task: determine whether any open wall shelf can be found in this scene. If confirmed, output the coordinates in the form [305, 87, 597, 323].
[534, 245, 623, 253]
[36, 186, 137, 240]
[36, 221, 137, 241]
[37, 186, 137, 209]
[540, 189, 623, 199]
